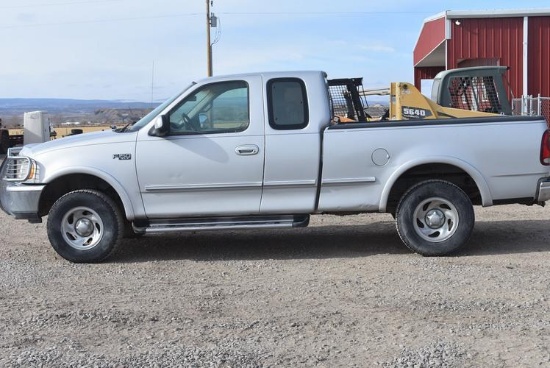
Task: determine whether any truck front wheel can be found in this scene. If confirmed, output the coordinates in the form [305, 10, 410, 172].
[396, 180, 474, 256]
[47, 190, 124, 263]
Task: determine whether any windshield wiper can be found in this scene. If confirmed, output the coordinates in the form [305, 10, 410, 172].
[114, 121, 136, 133]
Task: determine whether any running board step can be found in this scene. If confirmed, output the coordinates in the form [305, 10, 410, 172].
[134, 214, 310, 234]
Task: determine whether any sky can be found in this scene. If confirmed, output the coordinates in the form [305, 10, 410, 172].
[1, 0, 549, 102]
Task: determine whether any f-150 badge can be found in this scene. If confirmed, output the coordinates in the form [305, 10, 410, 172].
[113, 154, 132, 160]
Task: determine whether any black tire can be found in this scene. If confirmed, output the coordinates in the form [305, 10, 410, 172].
[396, 180, 475, 256]
[0, 131, 10, 154]
[47, 190, 124, 263]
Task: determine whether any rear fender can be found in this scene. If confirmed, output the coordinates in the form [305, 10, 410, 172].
[379, 156, 492, 211]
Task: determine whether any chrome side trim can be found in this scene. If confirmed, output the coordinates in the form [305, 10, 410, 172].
[145, 181, 262, 192]
[263, 180, 317, 188]
[146, 179, 318, 192]
[321, 177, 376, 185]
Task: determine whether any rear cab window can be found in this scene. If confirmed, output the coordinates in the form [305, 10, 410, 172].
[267, 78, 309, 130]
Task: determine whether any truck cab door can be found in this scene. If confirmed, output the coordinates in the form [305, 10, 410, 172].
[260, 77, 322, 213]
[135, 76, 265, 218]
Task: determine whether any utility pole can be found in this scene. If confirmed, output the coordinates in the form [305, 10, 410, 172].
[206, 0, 219, 77]
[206, 0, 213, 76]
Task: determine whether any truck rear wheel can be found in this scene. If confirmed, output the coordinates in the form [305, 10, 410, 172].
[396, 180, 474, 256]
[47, 190, 124, 263]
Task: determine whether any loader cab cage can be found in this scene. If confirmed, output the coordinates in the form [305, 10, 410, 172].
[328, 78, 369, 122]
[431, 66, 512, 115]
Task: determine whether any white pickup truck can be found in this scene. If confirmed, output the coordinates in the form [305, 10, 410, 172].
[2, 71, 550, 262]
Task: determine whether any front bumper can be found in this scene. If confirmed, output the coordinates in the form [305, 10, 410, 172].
[537, 177, 550, 203]
[0, 158, 45, 221]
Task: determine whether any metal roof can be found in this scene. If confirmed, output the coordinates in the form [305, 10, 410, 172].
[426, 8, 550, 22]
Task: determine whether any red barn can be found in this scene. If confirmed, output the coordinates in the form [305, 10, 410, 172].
[414, 9, 550, 101]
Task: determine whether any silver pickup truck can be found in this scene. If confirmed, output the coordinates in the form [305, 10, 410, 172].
[2, 71, 550, 262]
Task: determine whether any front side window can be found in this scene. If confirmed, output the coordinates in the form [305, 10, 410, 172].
[267, 78, 309, 130]
[168, 81, 249, 134]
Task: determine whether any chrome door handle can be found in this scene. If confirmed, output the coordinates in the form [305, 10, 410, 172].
[235, 145, 259, 156]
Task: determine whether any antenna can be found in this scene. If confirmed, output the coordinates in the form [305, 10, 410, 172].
[151, 60, 155, 104]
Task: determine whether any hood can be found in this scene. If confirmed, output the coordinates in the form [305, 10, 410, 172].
[21, 130, 137, 158]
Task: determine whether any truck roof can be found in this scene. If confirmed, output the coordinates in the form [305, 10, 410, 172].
[194, 70, 328, 84]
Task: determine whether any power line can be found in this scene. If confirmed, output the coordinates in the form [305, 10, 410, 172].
[0, 0, 124, 9]
[0, 13, 201, 29]
[1, 9, 432, 29]
[218, 11, 432, 15]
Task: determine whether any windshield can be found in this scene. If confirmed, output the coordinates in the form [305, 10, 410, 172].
[126, 83, 195, 132]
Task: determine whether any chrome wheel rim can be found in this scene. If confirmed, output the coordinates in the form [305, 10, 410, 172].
[61, 206, 104, 250]
[413, 197, 459, 243]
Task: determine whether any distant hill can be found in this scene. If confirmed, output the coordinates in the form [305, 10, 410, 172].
[0, 98, 161, 126]
[0, 98, 158, 116]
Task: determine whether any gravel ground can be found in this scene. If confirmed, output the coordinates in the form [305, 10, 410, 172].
[1, 203, 550, 367]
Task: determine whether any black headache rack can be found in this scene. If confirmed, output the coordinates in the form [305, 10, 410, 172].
[328, 78, 370, 122]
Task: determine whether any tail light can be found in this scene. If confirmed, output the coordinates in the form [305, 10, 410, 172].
[541, 130, 550, 165]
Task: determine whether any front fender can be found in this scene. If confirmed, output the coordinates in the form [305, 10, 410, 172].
[44, 166, 139, 220]
[379, 156, 493, 211]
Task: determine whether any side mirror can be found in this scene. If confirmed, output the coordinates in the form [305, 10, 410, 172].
[198, 113, 209, 128]
[199, 113, 208, 125]
[150, 115, 169, 137]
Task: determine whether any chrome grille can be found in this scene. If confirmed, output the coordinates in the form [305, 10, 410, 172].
[4, 157, 31, 181]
